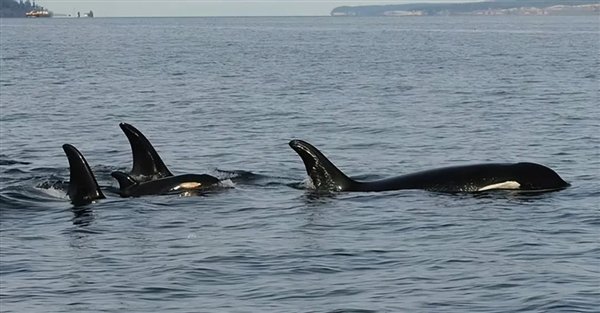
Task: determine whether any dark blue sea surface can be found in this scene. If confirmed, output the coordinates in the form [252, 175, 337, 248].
[1, 16, 598, 312]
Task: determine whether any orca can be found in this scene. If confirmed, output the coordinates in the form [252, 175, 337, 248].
[111, 171, 220, 197]
[118, 122, 173, 182]
[62, 144, 105, 205]
[112, 123, 222, 197]
[289, 140, 570, 193]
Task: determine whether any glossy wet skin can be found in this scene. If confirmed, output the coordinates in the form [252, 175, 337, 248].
[289, 139, 351, 191]
[62, 144, 105, 205]
[119, 122, 173, 181]
[289, 139, 569, 193]
[110, 172, 221, 197]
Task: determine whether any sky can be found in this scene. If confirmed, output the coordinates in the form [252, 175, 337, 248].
[37, 0, 482, 17]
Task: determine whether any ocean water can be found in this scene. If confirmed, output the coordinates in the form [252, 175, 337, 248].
[0, 16, 598, 312]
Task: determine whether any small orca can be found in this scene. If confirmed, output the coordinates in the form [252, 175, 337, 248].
[289, 140, 570, 193]
[111, 171, 220, 197]
[62, 144, 105, 205]
[118, 122, 173, 182]
[112, 123, 222, 197]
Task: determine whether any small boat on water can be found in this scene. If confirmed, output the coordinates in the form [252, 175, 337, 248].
[26, 10, 53, 18]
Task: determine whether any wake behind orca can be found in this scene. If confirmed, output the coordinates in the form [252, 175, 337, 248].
[289, 140, 569, 193]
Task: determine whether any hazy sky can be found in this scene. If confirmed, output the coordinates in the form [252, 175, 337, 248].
[39, 0, 481, 17]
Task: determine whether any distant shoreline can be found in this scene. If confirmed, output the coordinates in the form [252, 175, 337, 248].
[331, 1, 600, 17]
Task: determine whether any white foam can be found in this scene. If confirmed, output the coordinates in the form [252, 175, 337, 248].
[302, 178, 316, 189]
[219, 179, 235, 188]
[35, 186, 69, 200]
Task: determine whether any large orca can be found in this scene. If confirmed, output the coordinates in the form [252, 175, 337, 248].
[119, 122, 173, 181]
[289, 140, 569, 193]
[62, 144, 105, 205]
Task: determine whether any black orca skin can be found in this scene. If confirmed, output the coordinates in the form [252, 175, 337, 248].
[62, 144, 105, 205]
[289, 140, 570, 193]
[111, 171, 221, 197]
[113, 123, 222, 197]
[119, 122, 173, 181]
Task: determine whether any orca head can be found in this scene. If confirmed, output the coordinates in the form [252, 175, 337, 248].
[512, 162, 570, 191]
[62, 144, 105, 206]
[119, 123, 173, 181]
[289, 140, 355, 192]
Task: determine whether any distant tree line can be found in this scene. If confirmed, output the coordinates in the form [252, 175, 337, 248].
[331, 0, 599, 16]
[0, 0, 43, 18]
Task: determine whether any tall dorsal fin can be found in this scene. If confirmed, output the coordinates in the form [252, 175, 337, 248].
[110, 171, 138, 194]
[62, 144, 105, 206]
[119, 123, 173, 180]
[289, 140, 356, 191]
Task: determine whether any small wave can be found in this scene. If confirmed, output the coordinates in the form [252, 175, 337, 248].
[0, 179, 69, 211]
[219, 179, 235, 188]
[0, 193, 22, 210]
[214, 169, 263, 181]
[214, 169, 296, 189]
[301, 178, 315, 189]
[286, 181, 311, 191]
[1, 56, 21, 61]
[0, 188, 63, 211]
[289, 265, 342, 274]
[0, 154, 31, 166]
[329, 309, 378, 313]
[35, 181, 69, 200]
[0, 159, 31, 166]
[3, 168, 27, 175]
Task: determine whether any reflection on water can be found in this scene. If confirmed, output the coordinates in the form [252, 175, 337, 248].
[71, 207, 95, 227]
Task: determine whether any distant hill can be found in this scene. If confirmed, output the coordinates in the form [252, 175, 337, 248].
[0, 0, 46, 17]
[331, 0, 600, 16]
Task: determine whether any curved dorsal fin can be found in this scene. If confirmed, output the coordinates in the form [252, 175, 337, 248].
[110, 171, 138, 194]
[289, 140, 356, 191]
[62, 144, 105, 206]
[119, 123, 173, 180]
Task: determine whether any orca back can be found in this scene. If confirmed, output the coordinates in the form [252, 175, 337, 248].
[111, 171, 220, 197]
[288, 140, 569, 193]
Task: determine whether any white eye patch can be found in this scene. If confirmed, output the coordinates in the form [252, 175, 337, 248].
[172, 182, 202, 191]
[478, 181, 521, 192]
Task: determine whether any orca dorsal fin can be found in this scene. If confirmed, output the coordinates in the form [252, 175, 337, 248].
[110, 171, 139, 192]
[62, 144, 105, 206]
[119, 123, 173, 180]
[289, 140, 356, 191]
